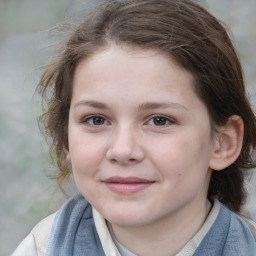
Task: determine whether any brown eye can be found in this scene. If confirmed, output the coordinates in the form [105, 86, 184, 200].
[84, 115, 108, 126]
[92, 116, 105, 125]
[147, 115, 175, 127]
[153, 117, 168, 126]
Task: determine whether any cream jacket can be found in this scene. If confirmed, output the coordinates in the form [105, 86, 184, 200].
[11, 213, 56, 256]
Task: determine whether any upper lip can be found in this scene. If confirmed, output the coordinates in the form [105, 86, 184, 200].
[103, 176, 154, 183]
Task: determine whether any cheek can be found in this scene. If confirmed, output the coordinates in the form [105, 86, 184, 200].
[69, 137, 106, 176]
[70, 140, 103, 198]
[150, 137, 190, 170]
[152, 132, 212, 176]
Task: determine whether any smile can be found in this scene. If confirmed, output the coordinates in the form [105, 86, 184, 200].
[103, 176, 155, 194]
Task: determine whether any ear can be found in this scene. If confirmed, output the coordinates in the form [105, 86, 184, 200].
[209, 115, 244, 171]
[67, 152, 72, 163]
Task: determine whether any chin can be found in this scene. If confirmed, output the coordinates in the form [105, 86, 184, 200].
[104, 209, 153, 227]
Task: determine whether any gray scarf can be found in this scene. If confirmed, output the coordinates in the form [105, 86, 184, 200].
[46, 194, 105, 256]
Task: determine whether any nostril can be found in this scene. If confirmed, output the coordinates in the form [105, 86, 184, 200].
[106, 145, 144, 164]
[109, 158, 137, 165]
[110, 158, 118, 163]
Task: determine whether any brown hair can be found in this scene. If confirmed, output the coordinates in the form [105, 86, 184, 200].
[38, 0, 256, 213]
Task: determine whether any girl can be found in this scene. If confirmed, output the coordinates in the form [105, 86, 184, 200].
[12, 0, 256, 255]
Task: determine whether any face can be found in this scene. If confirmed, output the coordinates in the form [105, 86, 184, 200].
[68, 45, 217, 228]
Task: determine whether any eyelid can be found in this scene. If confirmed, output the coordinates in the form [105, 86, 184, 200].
[82, 114, 110, 125]
[146, 114, 176, 126]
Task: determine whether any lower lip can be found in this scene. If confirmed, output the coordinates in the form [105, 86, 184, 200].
[104, 182, 154, 194]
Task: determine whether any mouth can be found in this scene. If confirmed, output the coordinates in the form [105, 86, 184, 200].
[102, 176, 155, 194]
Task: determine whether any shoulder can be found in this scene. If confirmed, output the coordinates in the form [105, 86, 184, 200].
[11, 213, 57, 256]
[195, 203, 256, 255]
[219, 204, 255, 239]
[11, 233, 37, 256]
[223, 205, 256, 254]
[31, 212, 57, 255]
[228, 208, 256, 238]
[230, 211, 256, 242]
[240, 216, 256, 238]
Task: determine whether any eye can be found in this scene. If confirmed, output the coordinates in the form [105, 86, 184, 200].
[83, 115, 109, 126]
[147, 115, 175, 126]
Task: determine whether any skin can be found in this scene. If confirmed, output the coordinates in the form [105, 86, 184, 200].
[68, 44, 236, 255]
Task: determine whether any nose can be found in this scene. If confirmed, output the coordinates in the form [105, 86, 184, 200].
[106, 125, 144, 165]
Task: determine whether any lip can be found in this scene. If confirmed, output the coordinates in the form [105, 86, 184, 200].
[103, 176, 155, 194]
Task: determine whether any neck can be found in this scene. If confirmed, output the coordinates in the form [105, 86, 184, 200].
[110, 200, 211, 256]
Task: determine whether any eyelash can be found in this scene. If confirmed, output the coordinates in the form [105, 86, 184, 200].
[146, 115, 175, 127]
[82, 115, 110, 126]
[82, 114, 175, 127]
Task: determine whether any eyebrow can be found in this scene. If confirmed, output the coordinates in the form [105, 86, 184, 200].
[74, 100, 108, 109]
[137, 102, 188, 111]
[74, 100, 188, 111]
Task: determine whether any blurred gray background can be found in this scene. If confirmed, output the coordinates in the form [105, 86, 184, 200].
[0, 0, 255, 255]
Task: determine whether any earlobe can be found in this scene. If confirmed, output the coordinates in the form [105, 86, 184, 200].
[209, 115, 244, 171]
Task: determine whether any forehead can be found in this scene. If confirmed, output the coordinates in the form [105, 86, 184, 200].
[74, 44, 196, 91]
[73, 45, 200, 105]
